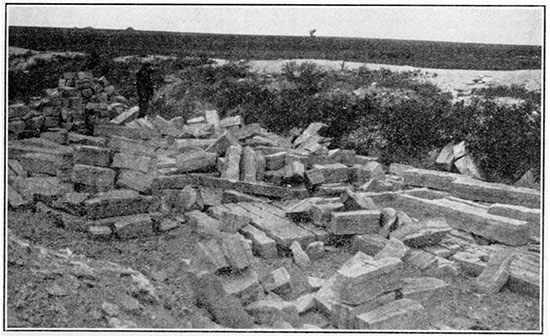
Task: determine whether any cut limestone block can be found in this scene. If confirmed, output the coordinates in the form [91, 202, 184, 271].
[307, 277, 326, 292]
[49, 192, 90, 216]
[88, 225, 113, 240]
[285, 197, 323, 222]
[290, 241, 311, 268]
[18, 151, 73, 175]
[333, 291, 399, 329]
[352, 234, 388, 256]
[436, 143, 455, 171]
[116, 169, 156, 193]
[8, 184, 32, 210]
[111, 214, 154, 240]
[451, 245, 539, 297]
[205, 130, 239, 155]
[294, 122, 327, 147]
[220, 115, 243, 129]
[68, 132, 107, 147]
[327, 149, 355, 165]
[245, 299, 300, 327]
[195, 240, 230, 272]
[221, 145, 242, 182]
[329, 210, 381, 235]
[220, 267, 261, 306]
[181, 123, 214, 138]
[111, 152, 157, 173]
[204, 110, 221, 133]
[185, 210, 221, 237]
[8, 160, 28, 178]
[334, 253, 402, 306]
[355, 299, 425, 330]
[309, 202, 345, 227]
[239, 224, 278, 259]
[405, 250, 438, 272]
[401, 277, 448, 304]
[305, 168, 325, 187]
[393, 194, 530, 246]
[389, 163, 416, 176]
[474, 249, 515, 294]
[454, 154, 482, 180]
[40, 129, 68, 145]
[305, 241, 325, 261]
[175, 149, 217, 173]
[73, 145, 112, 167]
[192, 272, 255, 329]
[107, 135, 158, 156]
[374, 237, 410, 261]
[154, 174, 309, 200]
[240, 146, 258, 182]
[392, 217, 452, 248]
[72, 164, 115, 190]
[220, 202, 316, 248]
[378, 207, 398, 238]
[110, 106, 140, 125]
[351, 161, 385, 184]
[221, 211, 250, 234]
[255, 151, 266, 182]
[265, 152, 287, 171]
[158, 218, 179, 232]
[340, 188, 377, 211]
[230, 123, 261, 140]
[95, 124, 154, 140]
[402, 188, 450, 200]
[488, 203, 541, 237]
[175, 138, 216, 150]
[400, 168, 462, 191]
[451, 176, 540, 209]
[83, 189, 159, 220]
[283, 161, 306, 185]
[222, 190, 265, 204]
[263, 267, 292, 295]
[263, 168, 284, 185]
[292, 293, 316, 314]
[10, 176, 74, 202]
[312, 163, 348, 183]
[219, 233, 255, 271]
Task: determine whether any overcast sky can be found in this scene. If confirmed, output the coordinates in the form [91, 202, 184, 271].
[7, 4, 543, 46]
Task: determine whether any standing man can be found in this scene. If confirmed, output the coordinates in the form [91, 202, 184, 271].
[136, 63, 154, 118]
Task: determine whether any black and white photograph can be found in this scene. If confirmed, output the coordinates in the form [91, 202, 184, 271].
[3, 2, 544, 332]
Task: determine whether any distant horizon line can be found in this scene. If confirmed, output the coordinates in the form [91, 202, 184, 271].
[8, 24, 542, 48]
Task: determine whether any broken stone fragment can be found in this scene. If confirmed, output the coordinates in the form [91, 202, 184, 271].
[391, 217, 452, 248]
[340, 188, 378, 211]
[352, 234, 388, 256]
[221, 211, 250, 234]
[474, 249, 515, 294]
[374, 237, 410, 261]
[263, 267, 292, 296]
[290, 241, 311, 268]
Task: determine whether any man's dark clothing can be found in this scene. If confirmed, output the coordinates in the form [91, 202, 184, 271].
[136, 65, 154, 118]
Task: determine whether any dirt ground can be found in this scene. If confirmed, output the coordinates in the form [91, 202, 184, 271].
[6, 208, 540, 330]
[240, 58, 542, 92]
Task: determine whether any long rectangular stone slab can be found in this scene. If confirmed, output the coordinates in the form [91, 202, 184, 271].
[10, 176, 74, 201]
[329, 210, 381, 235]
[239, 224, 278, 259]
[18, 152, 73, 175]
[400, 168, 462, 191]
[221, 202, 316, 248]
[393, 194, 529, 246]
[451, 176, 540, 209]
[94, 124, 155, 140]
[153, 174, 309, 199]
[9, 141, 73, 160]
[111, 152, 158, 173]
[83, 189, 159, 219]
[107, 136, 158, 156]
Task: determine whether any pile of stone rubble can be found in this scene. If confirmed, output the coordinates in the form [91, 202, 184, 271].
[7, 74, 541, 330]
